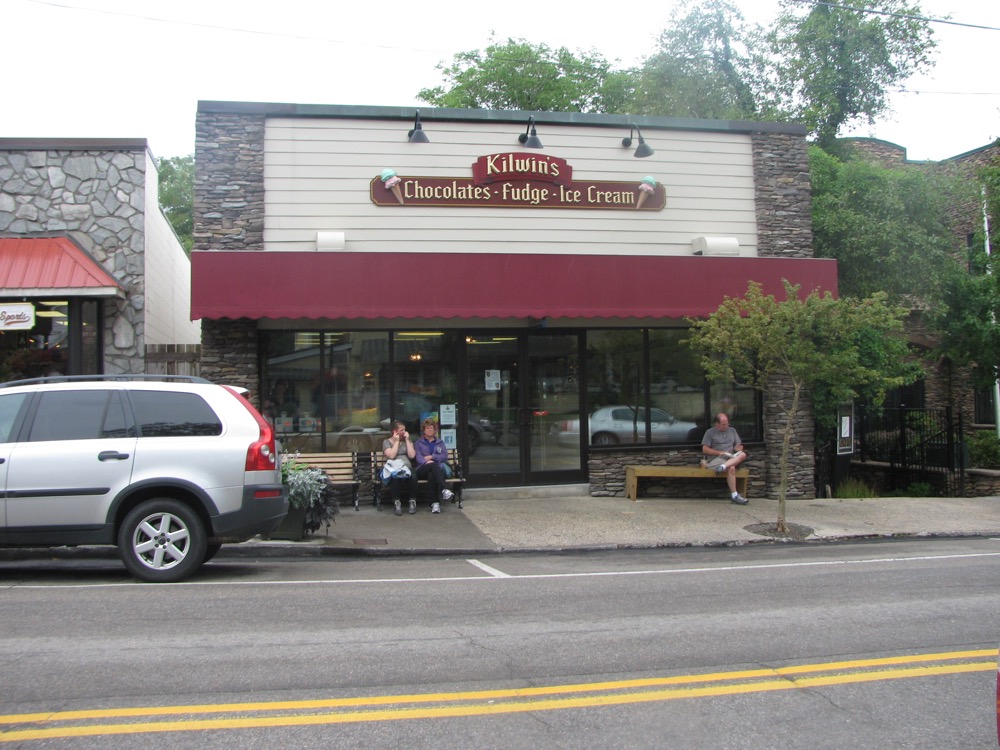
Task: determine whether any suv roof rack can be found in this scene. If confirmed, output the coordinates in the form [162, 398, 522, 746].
[0, 374, 213, 388]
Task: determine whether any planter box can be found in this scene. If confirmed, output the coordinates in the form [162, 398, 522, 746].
[265, 506, 306, 541]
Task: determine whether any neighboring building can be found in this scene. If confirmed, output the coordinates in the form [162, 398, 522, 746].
[0, 139, 200, 377]
[838, 136, 1000, 496]
[841, 136, 1000, 429]
[192, 102, 837, 498]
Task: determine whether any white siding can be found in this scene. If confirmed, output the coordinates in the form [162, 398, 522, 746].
[263, 118, 758, 257]
[143, 152, 201, 345]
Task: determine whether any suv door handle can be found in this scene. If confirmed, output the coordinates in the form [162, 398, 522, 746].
[98, 450, 131, 461]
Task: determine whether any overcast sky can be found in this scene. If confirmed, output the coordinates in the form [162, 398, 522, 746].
[3, 0, 998, 161]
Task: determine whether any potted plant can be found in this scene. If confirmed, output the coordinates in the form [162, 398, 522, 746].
[271, 456, 340, 540]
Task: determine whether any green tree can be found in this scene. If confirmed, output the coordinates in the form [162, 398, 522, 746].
[686, 281, 918, 532]
[932, 153, 1000, 390]
[770, 0, 937, 150]
[810, 146, 964, 301]
[633, 0, 777, 119]
[157, 154, 194, 253]
[418, 37, 637, 113]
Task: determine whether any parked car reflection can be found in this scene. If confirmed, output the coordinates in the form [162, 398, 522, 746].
[556, 405, 700, 447]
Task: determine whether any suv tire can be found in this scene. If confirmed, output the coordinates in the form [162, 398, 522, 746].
[118, 499, 208, 583]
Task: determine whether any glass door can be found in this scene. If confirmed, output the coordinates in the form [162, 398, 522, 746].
[465, 331, 584, 485]
[526, 332, 583, 482]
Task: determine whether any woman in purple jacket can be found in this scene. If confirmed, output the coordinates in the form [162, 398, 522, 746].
[414, 418, 453, 513]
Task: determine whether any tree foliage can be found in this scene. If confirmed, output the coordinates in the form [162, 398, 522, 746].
[157, 155, 194, 253]
[686, 281, 918, 530]
[931, 152, 1000, 388]
[417, 1, 937, 147]
[770, 0, 936, 150]
[810, 146, 964, 301]
[633, 0, 777, 120]
[417, 37, 637, 113]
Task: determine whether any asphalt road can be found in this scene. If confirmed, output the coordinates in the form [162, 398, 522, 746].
[1, 539, 998, 748]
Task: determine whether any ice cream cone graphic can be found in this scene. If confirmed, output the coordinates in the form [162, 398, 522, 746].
[636, 176, 657, 209]
[380, 168, 405, 205]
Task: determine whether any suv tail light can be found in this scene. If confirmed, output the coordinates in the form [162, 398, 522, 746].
[225, 386, 278, 472]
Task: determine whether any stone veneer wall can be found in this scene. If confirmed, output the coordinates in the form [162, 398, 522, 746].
[193, 113, 265, 252]
[751, 131, 813, 259]
[840, 138, 908, 166]
[0, 147, 148, 373]
[200, 318, 258, 396]
[193, 112, 266, 391]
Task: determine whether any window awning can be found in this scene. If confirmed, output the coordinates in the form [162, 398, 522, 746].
[0, 237, 125, 298]
[191, 251, 838, 321]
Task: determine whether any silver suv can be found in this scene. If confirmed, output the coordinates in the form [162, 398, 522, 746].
[0, 376, 288, 582]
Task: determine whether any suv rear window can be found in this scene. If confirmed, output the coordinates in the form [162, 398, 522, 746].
[130, 391, 223, 437]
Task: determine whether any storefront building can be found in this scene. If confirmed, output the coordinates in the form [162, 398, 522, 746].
[0, 139, 200, 377]
[192, 102, 837, 498]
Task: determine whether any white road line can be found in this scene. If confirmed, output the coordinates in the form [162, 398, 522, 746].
[4, 551, 1000, 589]
[466, 559, 511, 577]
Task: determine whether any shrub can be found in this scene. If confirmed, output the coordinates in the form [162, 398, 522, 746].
[834, 477, 878, 498]
[882, 481, 935, 497]
[969, 430, 1000, 470]
[282, 458, 340, 534]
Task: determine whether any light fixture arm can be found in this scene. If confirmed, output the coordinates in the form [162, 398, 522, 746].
[518, 116, 543, 149]
[408, 110, 429, 143]
[622, 125, 654, 158]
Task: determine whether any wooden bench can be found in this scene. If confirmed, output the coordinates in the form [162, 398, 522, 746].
[371, 448, 466, 511]
[293, 452, 362, 511]
[625, 464, 749, 501]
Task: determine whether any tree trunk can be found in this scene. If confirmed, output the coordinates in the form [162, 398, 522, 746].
[776, 380, 802, 534]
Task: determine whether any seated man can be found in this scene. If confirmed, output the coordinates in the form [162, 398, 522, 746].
[701, 413, 749, 505]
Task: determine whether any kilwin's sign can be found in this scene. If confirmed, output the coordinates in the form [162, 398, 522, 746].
[0, 303, 35, 330]
[371, 154, 665, 211]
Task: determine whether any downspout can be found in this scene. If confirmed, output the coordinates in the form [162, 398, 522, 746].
[984, 186, 1000, 438]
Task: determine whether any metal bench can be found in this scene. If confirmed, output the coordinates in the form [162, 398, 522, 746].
[293, 452, 362, 511]
[371, 448, 466, 511]
[625, 464, 749, 501]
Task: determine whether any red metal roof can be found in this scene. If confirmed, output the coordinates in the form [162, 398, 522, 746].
[191, 251, 838, 321]
[0, 237, 124, 297]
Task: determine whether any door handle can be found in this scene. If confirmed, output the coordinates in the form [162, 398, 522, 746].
[98, 450, 130, 461]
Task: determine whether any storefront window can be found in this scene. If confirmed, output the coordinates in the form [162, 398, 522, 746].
[586, 329, 644, 410]
[586, 328, 759, 447]
[392, 332, 461, 432]
[0, 300, 69, 380]
[649, 329, 708, 437]
[709, 381, 760, 442]
[261, 331, 390, 453]
[80, 300, 101, 374]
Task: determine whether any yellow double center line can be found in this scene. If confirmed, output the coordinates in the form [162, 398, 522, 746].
[1, 649, 995, 742]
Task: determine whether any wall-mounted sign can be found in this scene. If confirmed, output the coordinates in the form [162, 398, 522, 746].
[372, 154, 665, 211]
[0, 303, 35, 330]
[837, 402, 854, 455]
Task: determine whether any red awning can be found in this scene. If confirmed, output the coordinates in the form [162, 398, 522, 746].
[0, 236, 125, 297]
[191, 252, 838, 321]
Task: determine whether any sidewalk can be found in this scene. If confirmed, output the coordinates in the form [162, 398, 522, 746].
[231, 488, 1000, 558]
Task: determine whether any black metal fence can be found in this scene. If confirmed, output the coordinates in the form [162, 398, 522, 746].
[855, 406, 965, 496]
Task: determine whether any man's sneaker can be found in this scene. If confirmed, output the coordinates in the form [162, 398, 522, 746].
[714, 464, 726, 475]
[731, 493, 748, 505]
[408, 498, 416, 515]
[431, 502, 441, 513]
[441, 489, 454, 502]
[393, 499, 402, 516]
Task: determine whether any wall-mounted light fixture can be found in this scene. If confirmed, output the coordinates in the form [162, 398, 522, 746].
[518, 116, 543, 149]
[408, 110, 429, 143]
[622, 125, 655, 158]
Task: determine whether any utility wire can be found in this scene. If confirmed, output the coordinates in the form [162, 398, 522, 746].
[791, 0, 1000, 32]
